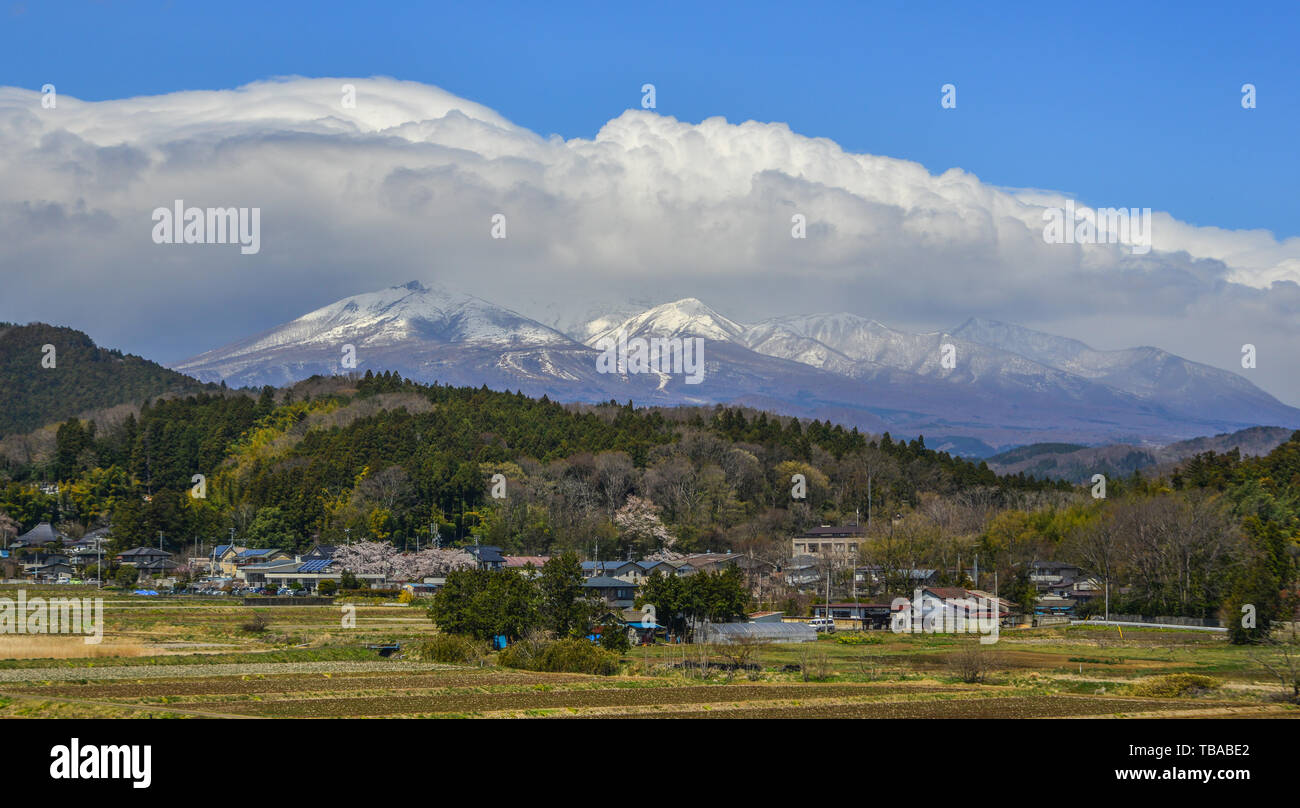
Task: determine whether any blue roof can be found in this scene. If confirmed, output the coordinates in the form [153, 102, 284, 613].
[213, 544, 234, 556]
[584, 576, 634, 588]
[299, 559, 334, 573]
[466, 545, 506, 563]
[583, 561, 633, 571]
[237, 548, 278, 558]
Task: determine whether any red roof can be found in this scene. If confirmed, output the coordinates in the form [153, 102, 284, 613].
[924, 587, 972, 600]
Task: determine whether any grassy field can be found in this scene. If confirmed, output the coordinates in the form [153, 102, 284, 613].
[1, 585, 1296, 719]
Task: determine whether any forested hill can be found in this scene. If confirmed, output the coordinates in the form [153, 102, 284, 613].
[0, 323, 210, 437]
[0, 371, 1069, 555]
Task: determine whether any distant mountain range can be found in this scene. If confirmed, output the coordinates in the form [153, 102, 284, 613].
[172, 281, 1300, 454]
[984, 425, 1296, 482]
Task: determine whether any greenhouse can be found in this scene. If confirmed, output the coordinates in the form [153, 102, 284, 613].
[697, 622, 817, 644]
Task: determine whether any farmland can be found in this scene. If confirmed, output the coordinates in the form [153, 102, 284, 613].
[1, 586, 1296, 719]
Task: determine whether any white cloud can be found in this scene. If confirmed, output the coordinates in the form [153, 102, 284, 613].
[1, 75, 1297, 404]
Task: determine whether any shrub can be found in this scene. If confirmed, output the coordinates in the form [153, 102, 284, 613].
[406, 634, 490, 665]
[798, 644, 833, 681]
[241, 612, 270, 633]
[497, 630, 553, 670]
[948, 641, 992, 683]
[317, 580, 338, 596]
[599, 625, 631, 653]
[500, 636, 620, 676]
[537, 639, 621, 675]
[114, 566, 139, 588]
[1128, 673, 1221, 698]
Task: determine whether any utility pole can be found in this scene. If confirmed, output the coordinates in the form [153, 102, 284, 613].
[825, 563, 832, 617]
[867, 475, 872, 535]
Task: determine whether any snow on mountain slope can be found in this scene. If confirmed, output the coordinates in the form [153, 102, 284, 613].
[585, 298, 747, 345]
[172, 284, 1300, 449]
[950, 317, 1293, 423]
[175, 281, 573, 378]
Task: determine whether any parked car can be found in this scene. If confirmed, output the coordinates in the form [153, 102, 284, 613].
[808, 617, 836, 633]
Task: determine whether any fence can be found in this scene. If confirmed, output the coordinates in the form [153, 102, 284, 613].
[1107, 614, 1222, 628]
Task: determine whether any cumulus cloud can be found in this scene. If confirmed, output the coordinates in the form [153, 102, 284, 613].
[1, 76, 1297, 404]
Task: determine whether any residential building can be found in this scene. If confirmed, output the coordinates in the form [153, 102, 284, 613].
[116, 547, 172, 566]
[464, 544, 506, 570]
[1029, 561, 1083, 590]
[12, 521, 64, 549]
[583, 576, 637, 609]
[811, 602, 894, 629]
[790, 524, 865, 557]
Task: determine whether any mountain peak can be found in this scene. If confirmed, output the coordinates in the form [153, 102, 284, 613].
[586, 297, 746, 345]
[171, 284, 1300, 446]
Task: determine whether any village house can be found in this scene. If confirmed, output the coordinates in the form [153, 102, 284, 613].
[790, 524, 865, 557]
[12, 521, 65, 550]
[810, 602, 894, 630]
[209, 546, 293, 576]
[116, 547, 173, 566]
[302, 543, 337, 560]
[582, 576, 637, 609]
[464, 544, 507, 570]
[1029, 560, 1083, 590]
[581, 559, 643, 581]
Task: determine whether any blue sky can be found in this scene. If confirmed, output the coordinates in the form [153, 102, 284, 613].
[3, 0, 1297, 236]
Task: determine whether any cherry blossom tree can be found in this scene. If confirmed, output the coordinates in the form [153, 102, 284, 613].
[392, 547, 475, 581]
[334, 540, 475, 582]
[333, 540, 399, 577]
[614, 495, 676, 556]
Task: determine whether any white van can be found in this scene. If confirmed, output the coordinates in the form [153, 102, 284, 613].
[808, 617, 836, 633]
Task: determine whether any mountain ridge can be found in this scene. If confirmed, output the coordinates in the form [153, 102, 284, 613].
[0, 322, 210, 438]
[171, 281, 1300, 451]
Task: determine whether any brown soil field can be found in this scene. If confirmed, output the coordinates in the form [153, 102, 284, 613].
[578, 695, 1255, 719]
[164, 682, 976, 717]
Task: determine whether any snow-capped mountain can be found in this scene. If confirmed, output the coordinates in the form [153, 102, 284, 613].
[948, 318, 1295, 425]
[175, 281, 576, 387]
[585, 298, 748, 345]
[174, 282, 1300, 453]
